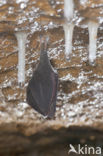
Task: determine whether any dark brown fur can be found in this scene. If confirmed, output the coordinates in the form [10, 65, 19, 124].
[26, 38, 58, 118]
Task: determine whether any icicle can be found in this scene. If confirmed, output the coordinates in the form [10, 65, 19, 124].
[64, 0, 74, 19]
[15, 31, 28, 84]
[63, 23, 74, 59]
[63, 0, 74, 59]
[88, 21, 99, 64]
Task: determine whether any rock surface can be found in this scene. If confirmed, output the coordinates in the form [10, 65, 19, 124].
[0, 0, 103, 155]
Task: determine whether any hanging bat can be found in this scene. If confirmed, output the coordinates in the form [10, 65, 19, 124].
[26, 37, 58, 118]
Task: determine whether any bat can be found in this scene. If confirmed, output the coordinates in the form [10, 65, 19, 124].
[26, 37, 58, 118]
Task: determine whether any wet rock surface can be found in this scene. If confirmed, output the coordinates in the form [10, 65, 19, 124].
[0, 0, 103, 155]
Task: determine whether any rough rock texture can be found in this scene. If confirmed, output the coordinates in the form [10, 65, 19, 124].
[0, 0, 103, 155]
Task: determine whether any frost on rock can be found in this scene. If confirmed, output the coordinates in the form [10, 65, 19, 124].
[0, 0, 103, 138]
[16, 0, 29, 4]
[0, 0, 6, 6]
[20, 3, 27, 9]
[80, 0, 88, 6]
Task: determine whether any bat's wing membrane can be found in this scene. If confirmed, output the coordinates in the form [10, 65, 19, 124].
[27, 69, 58, 118]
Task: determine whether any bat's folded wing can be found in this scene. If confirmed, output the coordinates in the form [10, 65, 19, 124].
[27, 71, 58, 118]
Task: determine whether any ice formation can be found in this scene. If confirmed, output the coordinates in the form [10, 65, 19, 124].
[63, 0, 74, 59]
[63, 0, 99, 63]
[88, 21, 99, 63]
[15, 31, 28, 84]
